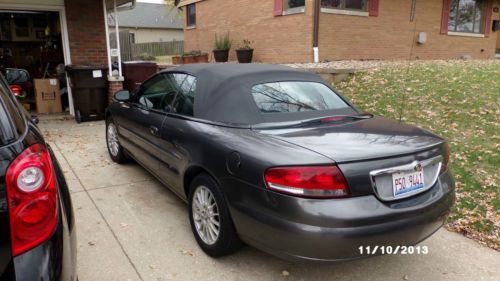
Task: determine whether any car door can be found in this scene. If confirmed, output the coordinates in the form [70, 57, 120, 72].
[118, 73, 177, 176]
[156, 73, 197, 195]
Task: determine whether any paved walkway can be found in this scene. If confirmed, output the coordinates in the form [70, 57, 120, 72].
[39, 115, 500, 281]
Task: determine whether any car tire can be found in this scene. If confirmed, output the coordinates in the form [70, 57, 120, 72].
[188, 173, 241, 257]
[106, 117, 127, 164]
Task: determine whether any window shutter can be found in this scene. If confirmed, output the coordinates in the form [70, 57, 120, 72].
[441, 0, 452, 34]
[274, 0, 283, 16]
[368, 0, 380, 17]
[484, 0, 493, 37]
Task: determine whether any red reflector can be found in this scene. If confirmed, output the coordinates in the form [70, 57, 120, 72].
[6, 144, 58, 256]
[264, 166, 350, 198]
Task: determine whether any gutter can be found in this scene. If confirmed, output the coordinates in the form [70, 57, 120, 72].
[313, 0, 320, 63]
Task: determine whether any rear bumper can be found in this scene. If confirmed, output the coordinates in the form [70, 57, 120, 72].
[12, 215, 76, 281]
[223, 170, 455, 262]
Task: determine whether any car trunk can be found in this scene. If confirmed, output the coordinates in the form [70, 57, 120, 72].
[256, 117, 446, 200]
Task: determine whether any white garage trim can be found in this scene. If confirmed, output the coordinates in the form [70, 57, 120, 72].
[0, 3, 75, 115]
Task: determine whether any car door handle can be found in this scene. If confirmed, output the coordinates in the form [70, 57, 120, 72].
[149, 126, 159, 136]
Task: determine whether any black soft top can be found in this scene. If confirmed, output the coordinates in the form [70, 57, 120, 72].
[165, 64, 356, 125]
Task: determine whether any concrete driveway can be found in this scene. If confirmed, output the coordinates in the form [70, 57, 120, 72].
[39, 115, 499, 281]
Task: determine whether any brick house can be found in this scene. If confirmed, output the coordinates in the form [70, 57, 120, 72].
[0, 0, 133, 115]
[178, 0, 500, 63]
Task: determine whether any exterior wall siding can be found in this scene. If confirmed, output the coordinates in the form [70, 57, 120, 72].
[184, 0, 500, 63]
[184, 0, 314, 63]
[65, 0, 108, 65]
[123, 28, 184, 43]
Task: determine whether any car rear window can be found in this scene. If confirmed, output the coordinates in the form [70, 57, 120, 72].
[251, 81, 349, 113]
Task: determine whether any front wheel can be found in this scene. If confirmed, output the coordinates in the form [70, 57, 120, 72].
[188, 174, 241, 257]
[106, 117, 127, 163]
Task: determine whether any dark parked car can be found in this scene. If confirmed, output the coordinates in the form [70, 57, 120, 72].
[105, 64, 455, 262]
[0, 73, 77, 279]
[5, 68, 33, 100]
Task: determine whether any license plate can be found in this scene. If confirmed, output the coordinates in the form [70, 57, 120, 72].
[392, 169, 425, 198]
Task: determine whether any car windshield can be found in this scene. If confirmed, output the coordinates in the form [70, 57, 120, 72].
[251, 81, 350, 113]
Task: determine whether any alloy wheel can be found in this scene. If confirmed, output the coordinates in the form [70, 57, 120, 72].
[192, 185, 220, 245]
[107, 123, 120, 157]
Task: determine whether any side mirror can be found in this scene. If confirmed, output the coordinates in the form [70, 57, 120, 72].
[114, 90, 130, 102]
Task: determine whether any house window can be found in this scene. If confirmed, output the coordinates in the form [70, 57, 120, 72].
[448, 0, 485, 34]
[186, 3, 196, 27]
[285, 0, 305, 10]
[321, 0, 368, 11]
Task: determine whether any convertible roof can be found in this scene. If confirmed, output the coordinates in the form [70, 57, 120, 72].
[164, 64, 354, 124]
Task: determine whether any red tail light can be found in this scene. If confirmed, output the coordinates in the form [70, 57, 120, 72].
[5, 144, 58, 256]
[9, 85, 22, 97]
[264, 166, 350, 198]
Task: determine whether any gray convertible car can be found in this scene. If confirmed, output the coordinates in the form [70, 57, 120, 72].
[105, 64, 455, 262]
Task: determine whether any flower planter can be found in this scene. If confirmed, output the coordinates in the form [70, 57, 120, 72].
[195, 54, 209, 63]
[236, 49, 254, 63]
[213, 50, 229, 62]
[172, 56, 182, 65]
[182, 56, 197, 64]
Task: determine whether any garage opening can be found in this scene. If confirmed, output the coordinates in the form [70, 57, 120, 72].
[0, 10, 68, 114]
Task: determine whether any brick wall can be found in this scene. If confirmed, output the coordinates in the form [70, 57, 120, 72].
[108, 80, 123, 103]
[319, 0, 500, 61]
[184, 0, 500, 63]
[184, 0, 315, 63]
[65, 0, 108, 65]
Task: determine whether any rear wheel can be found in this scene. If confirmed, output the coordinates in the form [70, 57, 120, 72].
[106, 117, 127, 163]
[188, 174, 241, 257]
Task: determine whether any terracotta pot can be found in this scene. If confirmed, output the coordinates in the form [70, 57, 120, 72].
[172, 56, 182, 65]
[236, 49, 254, 63]
[213, 50, 229, 62]
[195, 54, 209, 63]
[183, 56, 197, 64]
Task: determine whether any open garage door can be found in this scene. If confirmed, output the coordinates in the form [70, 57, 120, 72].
[0, 0, 73, 114]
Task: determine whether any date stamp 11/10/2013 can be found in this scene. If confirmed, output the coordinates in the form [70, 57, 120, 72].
[358, 245, 429, 255]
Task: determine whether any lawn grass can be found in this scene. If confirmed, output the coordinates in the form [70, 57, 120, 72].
[334, 60, 499, 250]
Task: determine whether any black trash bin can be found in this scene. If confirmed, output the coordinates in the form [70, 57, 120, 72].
[65, 65, 108, 123]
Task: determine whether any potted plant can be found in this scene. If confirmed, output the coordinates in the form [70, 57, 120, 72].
[213, 32, 232, 62]
[236, 39, 254, 63]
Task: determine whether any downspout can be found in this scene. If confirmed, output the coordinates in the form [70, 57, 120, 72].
[103, 0, 113, 77]
[114, 0, 123, 78]
[313, 0, 320, 63]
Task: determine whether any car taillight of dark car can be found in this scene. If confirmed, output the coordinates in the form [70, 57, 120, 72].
[5, 144, 58, 256]
[264, 165, 350, 198]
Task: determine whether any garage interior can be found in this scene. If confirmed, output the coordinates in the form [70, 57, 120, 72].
[0, 9, 67, 113]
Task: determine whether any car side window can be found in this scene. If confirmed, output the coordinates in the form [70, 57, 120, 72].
[169, 74, 197, 117]
[135, 74, 177, 111]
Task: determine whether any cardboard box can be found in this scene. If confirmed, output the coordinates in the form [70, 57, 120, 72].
[34, 79, 62, 114]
